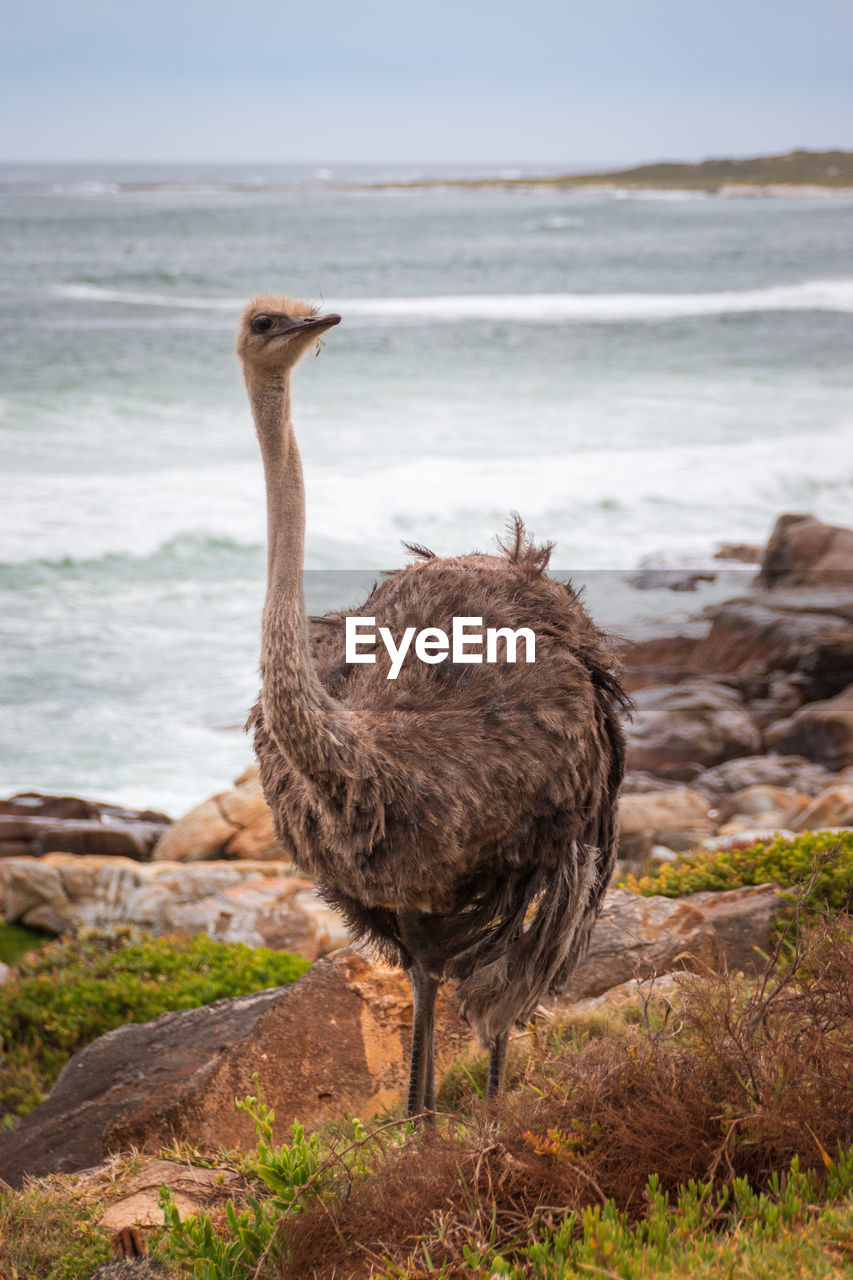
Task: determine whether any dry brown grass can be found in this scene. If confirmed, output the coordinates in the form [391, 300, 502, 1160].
[273, 915, 853, 1279]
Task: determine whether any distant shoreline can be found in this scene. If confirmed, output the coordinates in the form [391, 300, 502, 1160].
[361, 148, 853, 196]
[361, 181, 853, 199]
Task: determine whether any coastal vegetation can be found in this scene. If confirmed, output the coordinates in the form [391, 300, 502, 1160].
[0, 921, 48, 965]
[627, 829, 853, 915]
[4, 831, 853, 1277]
[0, 930, 309, 1124]
[541, 148, 853, 191]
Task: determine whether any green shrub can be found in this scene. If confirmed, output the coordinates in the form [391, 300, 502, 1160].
[0, 929, 310, 1122]
[0, 922, 50, 966]
[162, 1093, 325, 1278]
[502, 1151, 853, 1280]
[625, 830, 853, 911]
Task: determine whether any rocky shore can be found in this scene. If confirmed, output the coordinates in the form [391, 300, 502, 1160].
[1, 511, 852, 1199]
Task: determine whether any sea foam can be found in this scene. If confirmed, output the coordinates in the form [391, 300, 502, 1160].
[51, 278, 853, 322]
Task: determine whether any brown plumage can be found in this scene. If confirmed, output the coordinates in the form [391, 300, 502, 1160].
[237, 295, 627, 1115]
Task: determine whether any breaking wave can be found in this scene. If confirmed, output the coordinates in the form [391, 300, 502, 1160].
[51, 278, 853, 322]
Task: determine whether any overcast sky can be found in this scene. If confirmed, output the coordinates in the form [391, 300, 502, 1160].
[2, 0, 851, 166]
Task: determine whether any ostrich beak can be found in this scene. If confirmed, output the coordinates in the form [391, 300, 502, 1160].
[279, 312, 341, 336]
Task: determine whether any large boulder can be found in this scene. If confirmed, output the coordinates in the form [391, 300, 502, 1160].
[700, 589, 853, 700]
[0, 950, 475, 1187]
[0, 856, 351, 958]
[625, 680, 761, 778]
[0, 793, 170, 862]
[152, 767, 284, 863]
[683, 884, 783, 972]
[764, 685, 853, 770]
[561, 889, 719, 1000]
[758, 513, 853, 588]
[149, 797, 238, 863]
[560, 884, 783, 1005]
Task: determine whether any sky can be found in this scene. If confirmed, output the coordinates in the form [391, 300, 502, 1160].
[1, 0, 851, 166]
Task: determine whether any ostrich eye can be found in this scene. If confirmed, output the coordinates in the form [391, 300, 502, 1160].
[251, 315, 275, 334]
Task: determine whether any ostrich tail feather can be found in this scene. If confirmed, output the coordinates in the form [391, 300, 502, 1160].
[454, 845, 600, 1047]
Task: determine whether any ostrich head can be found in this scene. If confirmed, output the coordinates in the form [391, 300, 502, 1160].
[236, 295, 341, 372]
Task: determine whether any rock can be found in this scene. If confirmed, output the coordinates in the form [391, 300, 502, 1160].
[0, 856, 341, 959]
[693, 754, 836, 800]
[0, 858, 67, 925]
[764, 685, 853, 770]
[561, 889, 719, 1001]
[150, 798, 237, 862]
[568, 972, 683, 1015]
[758, 513, 853, 588]
[714, 542, 762, 564]
[151, 769, 287, 863]
[718, 785, 810, 828]
[699, 829, 797, 852]
[650, 845, 680, 861]
[83, 1157, 244, 1231]
[625, 680, 761, 778]
[700, 589, 853, 701]
[748, 675, 808, 730]
[618, 634, 704, 694]
[0, 793, 170, 862]
[224, 810, 282, 860]
[0, 950, 475, 1187]
[790, 785, 853, 832]
[292, 888, 355, 954]
[558, 883, 783, 1011]
[622, 772, 685, 794]
[617, 788, 713, 861]
[216, 774, 268, 828]
[164, 877, 323, 957]
[684, 884, 783, 972]
[714, 818, 790, 839]
[626, 569, 716, 592]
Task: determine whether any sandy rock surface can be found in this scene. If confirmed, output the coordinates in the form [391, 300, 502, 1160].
[83, 1157, 246, 1231]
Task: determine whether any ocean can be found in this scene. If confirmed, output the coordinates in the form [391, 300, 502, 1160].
[1, 163, 851, 814]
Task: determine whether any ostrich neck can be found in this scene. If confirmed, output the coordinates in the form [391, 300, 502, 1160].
[247, 367, 363, 780]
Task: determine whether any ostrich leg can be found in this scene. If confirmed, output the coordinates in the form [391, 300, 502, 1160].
[407, 963, 439, 1121]
[487, 1031, 508, 1101]
[423, 1016, 437, 1114]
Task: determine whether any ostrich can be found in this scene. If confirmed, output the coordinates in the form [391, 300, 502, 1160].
[237, 295, 627, 1117]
